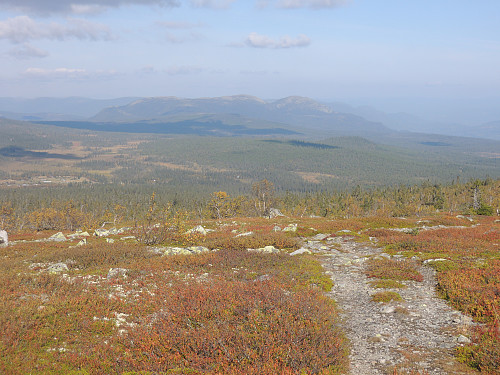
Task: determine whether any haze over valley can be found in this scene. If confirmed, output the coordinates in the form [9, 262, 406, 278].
[0, 2, 499, 374]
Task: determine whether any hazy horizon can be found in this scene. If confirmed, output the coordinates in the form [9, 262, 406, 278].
[1, 1, 500, 126]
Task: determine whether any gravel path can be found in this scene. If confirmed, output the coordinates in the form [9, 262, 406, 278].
[302, 235, 478, 375]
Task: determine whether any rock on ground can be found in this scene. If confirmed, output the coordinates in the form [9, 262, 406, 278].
[302, 237, 477, 375]
[0, 230, 7, 246]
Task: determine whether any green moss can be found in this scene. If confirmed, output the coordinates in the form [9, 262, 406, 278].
[426, 260, 459, 272]
[372, 291, 403, 303]
[369, 279, 407, 289]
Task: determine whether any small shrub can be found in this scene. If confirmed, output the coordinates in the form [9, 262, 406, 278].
[456, 323, 500, 373]
[372, 291, 403, 303]
[365, 258, 424, 282]
[476, 203, 494, 216]
[369, 280, 407, 289]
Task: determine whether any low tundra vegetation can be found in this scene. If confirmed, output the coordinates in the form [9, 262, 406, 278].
[369, 218, 500, 373]
[0, 232, 347, 374]
[0, 180, 498, 374]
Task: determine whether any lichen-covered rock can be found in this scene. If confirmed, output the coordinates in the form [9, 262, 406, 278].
[283, 224, 297, 232]
[162, 247, 193, 256]
[0, 230, 8, 246]
[248, 245, 280, 253]
[290, 248, 312, 256]
[187, 225, 207, 235]
[107, 268, 128, 279]
[48, 232, 67, 242]
[76, 238, 87, 246]
[235, 231, 254, 237]
[68, 230, 90, 238]
[94, 228, 110, 237]
[310, 233, 329, 241]
[47, 262, 69, 273]
[267, 208, 284, 218]
[187, 246, 210, 254]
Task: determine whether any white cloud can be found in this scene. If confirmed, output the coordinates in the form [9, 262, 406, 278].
[258, 0, 348, 9]
[8, 43, 49, 59]
[0, 16, 113, 44]
[245, 32, 311, 48]
[0, 0, 180, 15]
[190, 0, 235, 9]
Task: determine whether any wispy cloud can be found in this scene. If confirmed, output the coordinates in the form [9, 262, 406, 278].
[0, 0, 180, 15]
[164, 65, 204, 75]
[190, 0, 235, 9]
[23, 67, 120, 80]
[24, 67, 88, 79]
[157, 20, 204, 43]
[245, 32, 311, 48]
[157, 21, 205, 29]
[0, 16, 113, 44]
[258, 0, 348, 9]
[7, 43, 49, 59]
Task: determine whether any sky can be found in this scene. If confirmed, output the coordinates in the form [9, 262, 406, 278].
[1, 0, 500, 123]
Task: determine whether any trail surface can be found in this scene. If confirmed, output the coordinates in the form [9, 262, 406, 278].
[303, 235, 477, 375]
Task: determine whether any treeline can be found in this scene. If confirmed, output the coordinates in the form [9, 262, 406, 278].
[1, 178, 498, 232]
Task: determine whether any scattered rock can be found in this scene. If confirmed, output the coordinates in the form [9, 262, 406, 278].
[76, 238, 87, 246]
[159, 246, 210, 256]
[186, 246, 210, 254]
[290, 248, 312, 256]
[310, 233, 329, 241]
[107, 268, 128, 279]
[68, 230, 90, 238]
[272, 225, 282, 232]
[120, 236, 136, 241]
[456, 335, 471, 344]
[94, 228, 110, 237]
[267, 208, 284, 218]
[321, 237, 473, 374]
[162, 247, 193, 256]
[47, 262, 69, 273]
[106, 238, 115, 243]
[248, 245, 280, 253]
[381, 306, 396, 314]
[187, 225, 208, 235]
[48, 232, 67, 242]
[235, 231, 254, 237]
[0, 230, 8, 246]
[456, 215, 474, 222]
[283, 223, 297, 232]
[254, 274, 271, 282]
[423, 258, 448, 264]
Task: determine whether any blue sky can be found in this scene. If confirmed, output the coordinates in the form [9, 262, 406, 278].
[1, 0, 499, 122]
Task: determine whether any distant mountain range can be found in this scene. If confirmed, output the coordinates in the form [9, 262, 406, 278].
[90, 95, 392, 137]
[0, 95, 499, 140]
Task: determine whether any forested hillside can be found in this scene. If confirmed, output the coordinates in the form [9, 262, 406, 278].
[1, 119, 498, 194]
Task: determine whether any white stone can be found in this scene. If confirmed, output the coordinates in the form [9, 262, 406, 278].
[283, 224, 297, 232]
[0, 230, 8, 246]
[48, 232, 67, 242]
[187, 225, 208, 235]
[235, 231, 254, 237]
[47, 262, 69, 273]
[290, 248, 312, 256]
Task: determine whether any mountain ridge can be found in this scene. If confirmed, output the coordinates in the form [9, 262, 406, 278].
[91, 94, 391, 137]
